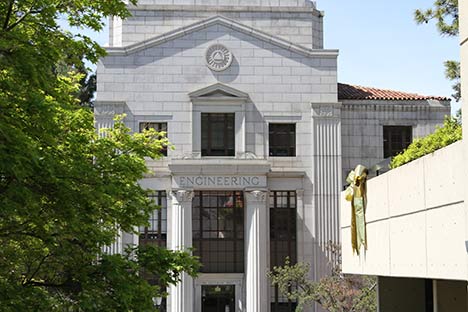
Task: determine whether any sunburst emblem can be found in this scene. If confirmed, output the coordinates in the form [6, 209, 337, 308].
[206, 44, 233, 72]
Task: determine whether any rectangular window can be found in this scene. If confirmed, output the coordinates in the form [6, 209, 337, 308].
[139, 191, 168, 311]
[201, 113, 235, 156]
[193, 191, 244, 273]
[383, 126, 412, 158]
[270, 191, 297, 312]
[269, 124, 296, 157]
[139, 191, 167, 247]
[139, 122, 168, 156]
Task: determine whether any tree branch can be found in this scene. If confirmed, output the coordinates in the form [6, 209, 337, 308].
[6, 3, 42, 32]
[2, 0, 14, 30]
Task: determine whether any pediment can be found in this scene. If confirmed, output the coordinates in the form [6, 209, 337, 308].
[106, 15, 338, 58]
[189, 83, 249, 102]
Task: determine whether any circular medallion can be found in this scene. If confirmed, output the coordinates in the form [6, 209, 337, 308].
[205, 44, 233, 72]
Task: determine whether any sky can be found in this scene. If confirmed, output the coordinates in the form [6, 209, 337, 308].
[82, 0, 461, 114]
[318, 0, 460, 113]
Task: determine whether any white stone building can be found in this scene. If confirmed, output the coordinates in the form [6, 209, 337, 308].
[95, 1, 450, 311]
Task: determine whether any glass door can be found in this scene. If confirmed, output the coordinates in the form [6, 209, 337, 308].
[202, 285, 235, 312]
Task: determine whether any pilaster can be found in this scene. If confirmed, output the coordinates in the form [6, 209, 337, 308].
[169, 190, 194, 312]
[310, 103, 342, 278]
[93, 101, 126, 134]
[245, 190, 268, 312]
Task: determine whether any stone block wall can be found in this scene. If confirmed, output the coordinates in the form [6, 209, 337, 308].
[134, 0, 315, 7]
[98, 23, 337, 169]
[110, 5, 323, 49]
[341, 99, 450, 185]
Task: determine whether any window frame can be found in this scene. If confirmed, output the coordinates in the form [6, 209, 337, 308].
[269, 123, 296, 157]
[201, 113, 236, 157]
[269, 191, 298, 312]
[383, 125, 412, 158]
[139, 122, 168, 157]
[192, 191, 245, 273]
[139, 191, 167, 247]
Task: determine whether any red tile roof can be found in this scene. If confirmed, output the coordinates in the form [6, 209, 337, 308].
[338, 83, 450, 101]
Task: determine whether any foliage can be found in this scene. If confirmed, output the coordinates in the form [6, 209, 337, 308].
[268, 243, 377, 312]
[0, 0, 199, 310]
[415, 0, 459, 36]
[390, 116, 462, 168]
[415, 0, 460, 100]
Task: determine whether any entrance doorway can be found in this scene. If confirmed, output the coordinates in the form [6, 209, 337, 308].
[202, 285, 235, 312]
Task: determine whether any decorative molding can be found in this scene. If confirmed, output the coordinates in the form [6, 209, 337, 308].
[94, 101, 126, 116]
[205, 44, 233, 72]
[189, 82, 249, 100]
[341, 102, 450, 111]
[128, 5, 320, 15]
[263, 114, 302, 122]
[171, 190, 194, 203]
[105, 15, 339, 58]
[311, 103, 341, 118]
[246, 190, 267, 202]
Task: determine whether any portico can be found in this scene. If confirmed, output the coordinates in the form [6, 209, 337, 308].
[166, 160, 272, 312]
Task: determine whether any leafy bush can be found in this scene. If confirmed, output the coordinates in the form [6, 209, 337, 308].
[390, 116, 462, 168]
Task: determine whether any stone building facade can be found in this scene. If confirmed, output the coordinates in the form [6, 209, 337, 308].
[95, 1, 450, 311]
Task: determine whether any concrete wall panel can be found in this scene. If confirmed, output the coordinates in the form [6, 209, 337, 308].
[426, 202, 467, 280]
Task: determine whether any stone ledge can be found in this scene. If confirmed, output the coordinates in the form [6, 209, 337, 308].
[128, 4, 321, 16]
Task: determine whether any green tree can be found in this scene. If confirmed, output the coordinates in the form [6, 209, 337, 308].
[415, 0, 460, 100]
[268, 243, 376, 312]
[0, 0, 199, 310]
[390, 116, 462, 168]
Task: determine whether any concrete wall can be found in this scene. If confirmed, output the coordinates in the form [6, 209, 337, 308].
[460, 0, 468, 284]
[341, 100, 450, 186]
[341, 141, 467, 281]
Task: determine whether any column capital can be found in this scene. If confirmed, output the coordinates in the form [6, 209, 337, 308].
[171, 189, 194, 203]
[245, 189, 267, 202]
[311, 102, 342, 119]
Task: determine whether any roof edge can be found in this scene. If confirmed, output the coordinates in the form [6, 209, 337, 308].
[338, 83, 451, 102]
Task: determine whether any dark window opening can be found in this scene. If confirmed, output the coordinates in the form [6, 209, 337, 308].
[139, 122, 168, 156]
[269, 124, 296, 157]
[201, 113, 235, 156]
[202, 285, 235, 312]
[139, 191, 167, 247]
[193, 191, 244, 273]
[138, 191, 168, 311]
[425, 279, 434, 312]
[383, 126, 412, 158]
[270, 191, 297, 312]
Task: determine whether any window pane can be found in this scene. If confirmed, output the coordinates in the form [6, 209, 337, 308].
[139, 191, 167, 247]
[269, 124, 296, 157]
[383, 126, 413, 158]
[139, 122, 168, 156]
[270, 191, 297, 310]
[193, 191, 244, 273]
[201, 113, 235, 156]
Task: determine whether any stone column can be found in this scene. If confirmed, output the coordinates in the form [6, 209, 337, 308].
[169, 190, 194, 312]
[245, 190, 268, 312]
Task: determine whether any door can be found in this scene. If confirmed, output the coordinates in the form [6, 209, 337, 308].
[202, 285, 235, 312]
